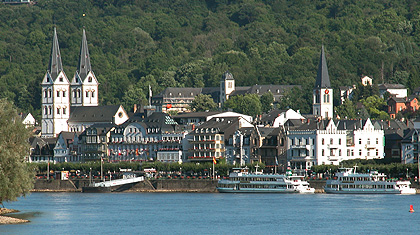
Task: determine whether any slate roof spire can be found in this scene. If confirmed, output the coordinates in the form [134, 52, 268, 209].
[77, 28, 92, 80]
[48, 27, 63, 81]
[315, 45, 330, 88]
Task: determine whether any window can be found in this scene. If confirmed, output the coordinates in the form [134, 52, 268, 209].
[48, 89, 52, 97]
[322, 149, 325, 156]
[359, 149, 362, 156]
[73, 90, 77, 98]
[88, 77, 92, 82]
[92, 91, 95, 98]
[376, 149, 379, 156]
[367, 138, 370, 145]
[49, 106, 52, 115]
[57, 108, 60, 114]
[59, 77, 63, 82]
[376, 138, 379, 144]
[330, 139, 333, 144]
[339, 149, 341, 156]
[63, 91, 66, 97]
[322, 138, 325, 145]
[63, 108, 66, 115]
[44, 90, 48, 98]
[359, 139, 362, 144]
[57, 91, 60, 97]
[44, 107, 48, 115]
[339, 139, 341, 145]
[86, 91, 89, 97]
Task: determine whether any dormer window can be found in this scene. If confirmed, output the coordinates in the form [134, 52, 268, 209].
[59, 77, 63, 82]
[88, 77, 92, 82]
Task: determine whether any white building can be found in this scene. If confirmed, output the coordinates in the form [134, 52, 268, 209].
[287, 118, 384, 172]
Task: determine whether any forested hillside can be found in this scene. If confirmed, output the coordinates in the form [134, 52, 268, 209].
[1, 0, 420, 120]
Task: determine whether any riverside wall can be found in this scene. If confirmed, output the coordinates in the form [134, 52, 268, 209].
[32, 179, 219, 193]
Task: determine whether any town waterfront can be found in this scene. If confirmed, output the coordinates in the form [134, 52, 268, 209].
[2, 193, 420, 234]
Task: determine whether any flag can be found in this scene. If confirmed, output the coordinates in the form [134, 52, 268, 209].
[213, 157, 217, 164]
[136, 149, 139, 155]
[118, 147, 122, 156]
[149, 85, 152, 98]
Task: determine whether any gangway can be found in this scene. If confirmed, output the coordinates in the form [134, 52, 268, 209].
[93, 176, 144, 188]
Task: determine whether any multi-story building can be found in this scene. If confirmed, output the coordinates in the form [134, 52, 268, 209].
[287, 119, 384, 172]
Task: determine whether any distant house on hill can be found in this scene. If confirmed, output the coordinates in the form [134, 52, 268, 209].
[378, 83, 407, 98]
[152, 71, 299, 114]
[387, 96, 419, 118]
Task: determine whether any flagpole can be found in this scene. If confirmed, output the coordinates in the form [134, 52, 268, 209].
[212, 160, 215, 179]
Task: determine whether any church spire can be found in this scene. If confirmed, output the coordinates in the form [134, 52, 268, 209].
[48, 27, 63, 81]
[315, 45, 330, 88]
[77, 28, 91, 80]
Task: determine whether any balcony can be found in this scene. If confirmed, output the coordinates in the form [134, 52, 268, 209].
[189, 139, 216, 144]
[327, 144, 340, 149]
[291, 154, 313, 161]
[189, 148, 216, 152]
[290, 144, 310, 150]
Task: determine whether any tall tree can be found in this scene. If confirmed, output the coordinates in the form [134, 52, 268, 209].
[0, 99, 34, 205]
[189, 94, 218, 112]
[260, 91, 274, 113]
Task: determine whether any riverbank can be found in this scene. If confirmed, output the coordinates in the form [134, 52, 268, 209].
[0, 208, 29, 225]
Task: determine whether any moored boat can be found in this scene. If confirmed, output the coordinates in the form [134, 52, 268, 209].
[324, 166, 416, 194]
[217, 166, 315, 193]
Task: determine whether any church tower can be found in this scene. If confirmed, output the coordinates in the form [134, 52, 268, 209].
[313, 45, 333, 119]
[71, 28, 98, 107]
[220, 71, 235, 105]
[41, 27, 70, 137]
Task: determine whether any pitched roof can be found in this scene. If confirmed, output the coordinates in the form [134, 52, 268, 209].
[378, 83, 406, 89]
[69, 105, 121, 123]
[48, 27, 64, 81]
[315, 45, 331, 88]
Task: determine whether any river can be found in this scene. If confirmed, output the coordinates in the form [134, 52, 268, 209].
[2, 192, 420, 234]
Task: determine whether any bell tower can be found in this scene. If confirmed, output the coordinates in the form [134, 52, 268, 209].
[313, 45, 333, 119]
[71, 28, 98, 107]
[220, 71, 235, 105]
[41, 27, 70, 137]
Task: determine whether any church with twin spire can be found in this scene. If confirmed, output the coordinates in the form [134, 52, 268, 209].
[41, 28, 127, 138]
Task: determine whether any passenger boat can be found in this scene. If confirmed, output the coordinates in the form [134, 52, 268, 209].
[324, 167, 416, 194]
[217, 166, 315, 193]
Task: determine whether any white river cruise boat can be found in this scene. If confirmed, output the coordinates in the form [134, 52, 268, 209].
[217, 167, 315, 193]
[324, 167, 416, 194]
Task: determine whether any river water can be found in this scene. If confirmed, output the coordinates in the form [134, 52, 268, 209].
[2, 192, 420, 234]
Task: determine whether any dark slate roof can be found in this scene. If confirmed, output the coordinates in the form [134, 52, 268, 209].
[248, 85, 299, 95]
[230, 86, 251, 96]
[155, 87, 202, 98]
[173, 111, 222, 119]
[69, 105, 121, 123]
[197, 117, 239, 131]
[48, 27, 64, 81]
[144, 112, 178, 133]
[315, 45, 331, 88]
[260, 109, 287, 124]
[378, 83, 406, 89]
[30, 136, 57, 148]
[201, 87, 220, 103]
[76, 28, 92, 81]
[258, 127, 277, 138]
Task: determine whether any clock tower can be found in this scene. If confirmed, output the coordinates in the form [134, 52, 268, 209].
[313, 45, 333, 119]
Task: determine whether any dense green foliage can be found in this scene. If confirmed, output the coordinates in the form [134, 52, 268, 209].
[189, 94, 218, 112]
[2, 0, 420, 119]
[0, 99, 34, 204]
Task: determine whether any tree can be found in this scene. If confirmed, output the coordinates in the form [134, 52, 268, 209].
[189, 94, 218, 112]
[335, 99, 357, 119]
[0, 99, 34, 205]
[260, 91, 274, 113]
[224, 94, 262, 116]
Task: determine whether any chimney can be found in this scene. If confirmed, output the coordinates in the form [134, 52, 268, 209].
[133, 104, 137, 113]
[307, 119, 310, 124]
[387, 120, 390, 128]
[406, 119, 409, 127]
